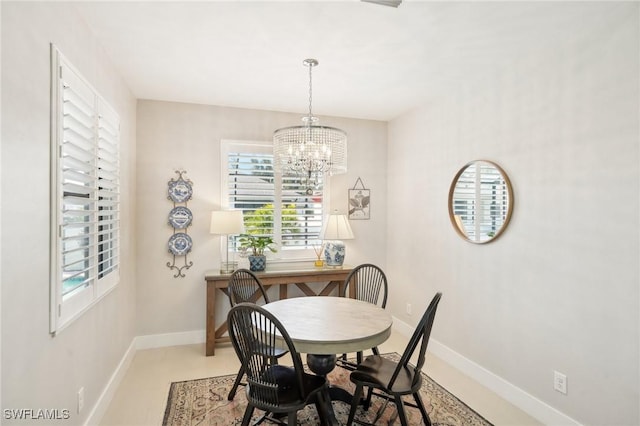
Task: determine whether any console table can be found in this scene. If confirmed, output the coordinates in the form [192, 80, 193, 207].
[204, 264, 353, 356]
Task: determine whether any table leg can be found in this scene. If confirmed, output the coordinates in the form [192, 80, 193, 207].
[306, 354, 341, 424]
[306, 353, 367, 405]
[206, 282, 216, 356]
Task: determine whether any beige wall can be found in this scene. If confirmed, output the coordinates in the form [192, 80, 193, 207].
[2, 2, 638, 425]
[135, 100, 387, 335]
[386, 3, 639, 425]
[1, 2, 137, 424]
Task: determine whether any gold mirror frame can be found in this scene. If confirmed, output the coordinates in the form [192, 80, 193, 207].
[448, 160, 514, 244]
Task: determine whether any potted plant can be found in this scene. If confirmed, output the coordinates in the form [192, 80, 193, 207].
[238, 234, 277, 272]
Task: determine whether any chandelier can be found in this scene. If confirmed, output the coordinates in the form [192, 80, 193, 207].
[273, 59, 347, 187]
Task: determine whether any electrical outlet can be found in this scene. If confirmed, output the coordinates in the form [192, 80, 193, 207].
[78, 387, 85, 413]
[553, 371, 567, 394]
[406, 303, 412, 316]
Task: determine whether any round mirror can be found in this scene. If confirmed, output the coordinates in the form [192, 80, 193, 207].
[448, 160, 514, 244]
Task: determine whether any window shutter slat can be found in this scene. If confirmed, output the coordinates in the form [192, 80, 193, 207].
[225, 146, 324, 250]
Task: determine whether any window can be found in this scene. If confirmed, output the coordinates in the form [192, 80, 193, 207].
[50, 47, 120, 333]
[222, 141, 326, 257]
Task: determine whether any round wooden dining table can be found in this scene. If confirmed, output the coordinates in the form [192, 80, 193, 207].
[262, 295, 393, 418]
[262, 296, 393, 356]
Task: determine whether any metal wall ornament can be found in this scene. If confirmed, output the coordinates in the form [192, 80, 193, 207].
[167, 170, 194, 277]
[348, 177, 370, 220]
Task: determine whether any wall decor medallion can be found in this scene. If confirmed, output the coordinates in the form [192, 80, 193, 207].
[168, 232, 193, 256]
[168, 206, 193, 229]
[166, 170, 194, 277]
[168, 177, 193, 203]
[348, 177, 370, 220]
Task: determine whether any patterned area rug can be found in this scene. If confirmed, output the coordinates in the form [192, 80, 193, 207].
[163, 353, 493, 426]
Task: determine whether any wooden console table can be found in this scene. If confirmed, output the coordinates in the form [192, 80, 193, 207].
[204, 264, 352, 356]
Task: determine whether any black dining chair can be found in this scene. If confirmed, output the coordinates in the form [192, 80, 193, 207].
[226, 268, 288, 401]
[228, 268, 271, 306]
[228, 303, 334, 426]
[345, 292, 442, 426]
[341, 264, 388, 366]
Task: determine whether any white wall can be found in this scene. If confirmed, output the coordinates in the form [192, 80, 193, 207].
[2, 2, 637, 426]
[135, 100, 387, 336]
[386, 3, 639, 425]
[1, 3, 137, 424]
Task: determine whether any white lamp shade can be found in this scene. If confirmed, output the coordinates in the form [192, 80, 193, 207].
[210, 210, 244, 235]
[320, 212, 354, 240]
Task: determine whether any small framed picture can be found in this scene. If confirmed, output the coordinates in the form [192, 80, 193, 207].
[348, 178, 370, 220]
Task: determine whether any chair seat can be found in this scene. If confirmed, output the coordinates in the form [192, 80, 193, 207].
[258, 365, 327, 406]
[255, 344, 288, 359]
[351, 355, 422, 395]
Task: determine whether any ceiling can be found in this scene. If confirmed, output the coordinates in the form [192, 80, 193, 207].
[72, 1, 597, 121]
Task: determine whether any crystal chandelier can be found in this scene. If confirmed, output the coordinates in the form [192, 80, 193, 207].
[273, 59, 347, 187]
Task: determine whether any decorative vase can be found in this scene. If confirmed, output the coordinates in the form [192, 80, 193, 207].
[248, 255, 266, 272]
[323, 241, 346, 267]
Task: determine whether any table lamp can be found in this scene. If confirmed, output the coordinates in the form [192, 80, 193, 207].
[210, 210, 244, 274]
[320, 211, 354, 267]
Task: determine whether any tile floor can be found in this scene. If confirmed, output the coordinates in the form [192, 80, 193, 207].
[99, 331, 542, 425]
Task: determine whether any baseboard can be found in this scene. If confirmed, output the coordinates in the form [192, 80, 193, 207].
[391, 316, 581, 426]
[135, 329, 205, 350]
[87, 330, 205, 425]
[84, 339, 137, 426]
[92, 323, 582, 426]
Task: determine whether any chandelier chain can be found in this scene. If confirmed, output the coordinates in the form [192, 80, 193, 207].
[307, 61, 313, 119]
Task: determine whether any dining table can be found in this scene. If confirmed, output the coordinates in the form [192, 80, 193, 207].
[261, 296, 393, 414]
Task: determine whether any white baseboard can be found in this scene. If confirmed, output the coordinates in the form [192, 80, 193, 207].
[85, 339, 137, 426]
[392, 316, 581, 426]
[87, 330, 205, 425]
[91, 323, 582, 426]
[135, 329, 205, 350]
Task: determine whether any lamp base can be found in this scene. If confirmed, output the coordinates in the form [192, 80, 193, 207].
[323, 241, 345, 267]
[219, 261, 238, 275]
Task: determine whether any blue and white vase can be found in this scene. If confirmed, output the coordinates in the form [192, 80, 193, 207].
[323, 241, 346, 267]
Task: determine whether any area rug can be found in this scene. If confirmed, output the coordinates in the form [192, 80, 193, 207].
[163, 353, 493, 426]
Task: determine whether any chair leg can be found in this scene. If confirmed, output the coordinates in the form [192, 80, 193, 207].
[241, 405, 255, 426]
[413, 392, 432, 426]
[346, 383, 364, 425]
[287, 411, 297, 425]
[364, 386, 373, 410]
[394, 395, 410, 426]
[228, 365, 245, 400]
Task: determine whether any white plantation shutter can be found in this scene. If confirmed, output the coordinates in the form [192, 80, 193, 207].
[223, 141, 325, 251]
[228, 151, 276, 239]
[281, 174, 324, 246]
[51, 47, 120, 332]
[96, 102, 120, 285]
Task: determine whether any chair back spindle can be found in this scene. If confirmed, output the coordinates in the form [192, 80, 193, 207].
[344, 263, 388, 307]
[228, 269, 270, 306]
